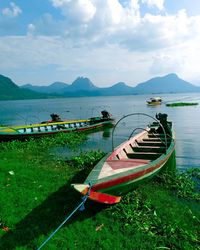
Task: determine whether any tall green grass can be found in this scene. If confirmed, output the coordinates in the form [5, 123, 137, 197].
[0, 133, 199, 250]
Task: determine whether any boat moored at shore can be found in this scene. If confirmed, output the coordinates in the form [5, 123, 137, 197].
[0, 110, 114, 141]
[72, 113, 176, 204]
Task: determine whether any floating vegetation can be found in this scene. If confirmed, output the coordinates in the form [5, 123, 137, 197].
[166, 102, 199, 107]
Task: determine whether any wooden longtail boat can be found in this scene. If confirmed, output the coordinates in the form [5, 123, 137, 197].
[147, 97, 162, 106]
[72, 113, 176, 204]
[0, 110, 114, 141]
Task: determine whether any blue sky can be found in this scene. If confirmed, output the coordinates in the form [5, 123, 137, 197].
[1, 0, 200, 86]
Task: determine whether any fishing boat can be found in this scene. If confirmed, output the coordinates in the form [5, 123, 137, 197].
[146, 97, 162, 105]
[0, 110, 114, 141]
[72, 113, 176, 204]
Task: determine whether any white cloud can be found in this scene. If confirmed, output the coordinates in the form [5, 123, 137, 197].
[2, 2, 22, 18]
[1, 0, 200, 86]
[44, 1, 200, 54]
[148, 33, 200, 85]
[27, 24, 36, 36]
[1, 32, 200, 86]
[150, 53, 185, 75]
[45, 0, 141, 47]
[0, 35, 151, 85]
[51, 0, 96, 23]
[141, 0, 164, 10]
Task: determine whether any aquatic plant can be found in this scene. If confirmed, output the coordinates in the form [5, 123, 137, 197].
[109, 172, 200, 249]
[69, 150, 105, 170]
[166, 102, 198, 107]
[0, 132, 87, 151]
[157, 169, 200, 200]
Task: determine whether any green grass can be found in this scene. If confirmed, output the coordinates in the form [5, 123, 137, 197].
[0, 134, 199, 250]
[166, 102, 199, 107]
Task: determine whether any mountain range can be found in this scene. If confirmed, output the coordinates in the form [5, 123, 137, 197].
[0, 73, 200, 100]
[0, 75, 47, 100]
[21, 73, 200, 96]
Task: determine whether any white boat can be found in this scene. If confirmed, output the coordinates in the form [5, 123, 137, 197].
[147, 97, 162, 105]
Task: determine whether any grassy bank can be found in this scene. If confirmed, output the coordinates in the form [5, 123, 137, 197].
[0, 134, 199, 250]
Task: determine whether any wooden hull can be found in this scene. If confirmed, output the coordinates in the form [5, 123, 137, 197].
[92, 149, 175, 196]
[0, 118, 114, 141]
[147, 101, 162, 106]
[146, 97, 162, 106]
[72, 120, 176, 204]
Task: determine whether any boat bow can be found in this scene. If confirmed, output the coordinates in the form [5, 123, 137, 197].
[72, 184, 121, 204]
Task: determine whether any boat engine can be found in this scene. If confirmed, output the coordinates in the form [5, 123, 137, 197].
[50, 113, 62, 122]
[101, 110, 110, 120]
[156, 113, 172, 136]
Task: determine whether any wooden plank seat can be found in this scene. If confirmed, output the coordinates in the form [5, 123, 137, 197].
[127, 152, 162, 160]
[148, 133, 166, 138]
[131, 145, 166, 153]
[136, 140, 165, 147]
[140, 141, 171, 146]
[143, 137, 169, 141]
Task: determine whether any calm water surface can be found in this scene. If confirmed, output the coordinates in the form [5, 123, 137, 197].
[1, 93, 200, 171]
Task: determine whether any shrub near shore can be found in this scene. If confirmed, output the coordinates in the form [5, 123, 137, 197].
[0, 133, 199, 249]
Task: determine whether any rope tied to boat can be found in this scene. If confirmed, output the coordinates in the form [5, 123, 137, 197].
[37, 182, 92, 250]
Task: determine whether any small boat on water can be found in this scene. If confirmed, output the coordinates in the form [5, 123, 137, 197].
[147, 97, 162, 106]
[72, 113, 176, 204]
[0, 110, 114, 141]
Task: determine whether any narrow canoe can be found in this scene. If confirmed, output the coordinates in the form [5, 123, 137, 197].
[0, 111, 114, 141]
[72, 113, 176, 204]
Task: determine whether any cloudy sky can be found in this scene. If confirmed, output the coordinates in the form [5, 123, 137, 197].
[1, 0, 200, 87]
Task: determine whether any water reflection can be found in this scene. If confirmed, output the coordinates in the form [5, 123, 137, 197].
[53, 127, 113, 158]
[102, 128, 111, 138]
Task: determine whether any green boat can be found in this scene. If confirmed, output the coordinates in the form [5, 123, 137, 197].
[72, 113, 176, 204]
[0, 110, 114, 141]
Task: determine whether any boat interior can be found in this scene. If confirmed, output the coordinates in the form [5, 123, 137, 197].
[16, 121, 89, 134]
[97, 128, 173, 179]
[113, 131, 171, 161]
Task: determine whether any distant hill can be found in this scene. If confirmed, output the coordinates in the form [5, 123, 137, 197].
[1, 73, 200, 100]
[0, 75, 47, 100]
[22, 82, 69, 94]
[133, 73, 200, 94]
[21, 77, 98, 96]
[67, 77, 98, 92]
[21, 78, 135, 96]
[63, 80, 134, 96]
[98, 82, 134, 96]
[20, 73, 200, 97]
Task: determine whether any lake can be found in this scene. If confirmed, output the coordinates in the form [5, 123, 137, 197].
[1, 93, 200, 171]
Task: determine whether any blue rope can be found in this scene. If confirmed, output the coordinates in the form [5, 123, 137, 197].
[37, 183, 91, 250]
